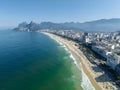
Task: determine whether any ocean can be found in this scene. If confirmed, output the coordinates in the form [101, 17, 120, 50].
[0, 30, 84, 90]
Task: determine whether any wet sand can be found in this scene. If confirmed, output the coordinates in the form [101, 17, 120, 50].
[43, 32, 117, 90]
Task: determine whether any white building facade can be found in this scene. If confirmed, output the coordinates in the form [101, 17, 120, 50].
[107, 53, 120, 70]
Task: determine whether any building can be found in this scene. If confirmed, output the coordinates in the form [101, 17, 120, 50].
[92, 45, 111, 59]
[106, 53, 120, 70]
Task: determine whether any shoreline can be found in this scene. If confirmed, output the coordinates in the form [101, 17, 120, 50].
[55, 38, 95, 90]
[54, 37, 95, 90]
[42, 32, 118, 90]
[42, 32, 101, 90]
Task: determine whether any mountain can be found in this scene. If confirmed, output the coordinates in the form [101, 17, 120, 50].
[27, 21, 41, 31]
[62, 18, 120, 32]
[14, 21, 40, 31]
[18, 22, 28, 27]
[79, 18, 120, 32]
[14, 21, 81, 31]
[14, 18, 120, 32]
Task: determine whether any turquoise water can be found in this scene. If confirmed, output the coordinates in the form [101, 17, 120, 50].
[0, 30, 82, 90]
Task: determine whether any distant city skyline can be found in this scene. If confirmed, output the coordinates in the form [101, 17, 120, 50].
[0, 0, 120, 27]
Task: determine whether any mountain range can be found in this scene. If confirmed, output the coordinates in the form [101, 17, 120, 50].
[14, 18, 120, 33]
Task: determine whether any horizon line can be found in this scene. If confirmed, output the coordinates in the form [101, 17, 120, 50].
[1, 17, 120, 28]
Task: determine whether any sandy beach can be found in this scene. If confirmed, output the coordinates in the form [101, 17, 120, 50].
[43, 32, 118, 90]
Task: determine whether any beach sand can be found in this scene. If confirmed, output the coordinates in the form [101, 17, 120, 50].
[43, 32, 117, 90]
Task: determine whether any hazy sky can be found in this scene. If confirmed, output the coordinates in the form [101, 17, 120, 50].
[0, 0, 120, 27]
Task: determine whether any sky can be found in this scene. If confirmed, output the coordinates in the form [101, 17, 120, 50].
[0, 0, 120, 27]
